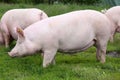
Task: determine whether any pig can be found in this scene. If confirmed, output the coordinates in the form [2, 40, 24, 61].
[0, 8, 48, 48]
[105, 6, 120, 34]
[8, 10, 114, 67]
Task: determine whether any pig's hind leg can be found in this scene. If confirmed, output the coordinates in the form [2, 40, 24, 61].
[95, 39, 108, 63]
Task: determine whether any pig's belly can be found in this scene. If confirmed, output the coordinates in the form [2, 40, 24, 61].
[58, 32, 95, 53]
[59, 40, 94, 53]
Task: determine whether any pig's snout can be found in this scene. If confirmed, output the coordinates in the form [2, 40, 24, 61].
[8, 52, 16, 58]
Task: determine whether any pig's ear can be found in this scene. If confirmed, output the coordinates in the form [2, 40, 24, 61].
[40, 12, 43, 16]
[40, 12, 43, 20]
[16, 27, 25, 40]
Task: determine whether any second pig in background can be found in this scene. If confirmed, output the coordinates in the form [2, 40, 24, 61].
[0, 8, 48, 48]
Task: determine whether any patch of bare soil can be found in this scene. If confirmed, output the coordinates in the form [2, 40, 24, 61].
[107, 51, 120, 58]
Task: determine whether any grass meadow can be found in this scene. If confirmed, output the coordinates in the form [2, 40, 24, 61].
[0, 3, 120, 80]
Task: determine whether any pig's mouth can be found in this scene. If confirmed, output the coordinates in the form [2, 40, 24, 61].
[8, 52, 34, 58]
[8, 52, 18, 58]
[8, 52, 24, 58]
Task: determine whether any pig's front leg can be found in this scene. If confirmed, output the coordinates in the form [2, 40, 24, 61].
[43, 49, 57, 67]
[96, 48, 101, 61]
[96, 46, 106, 63]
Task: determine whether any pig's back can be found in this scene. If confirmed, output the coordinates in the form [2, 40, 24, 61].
[24, 10, 111, 40]
[1, 8, 42, 29]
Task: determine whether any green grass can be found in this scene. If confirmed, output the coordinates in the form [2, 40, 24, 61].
[0, 3, 120, 80]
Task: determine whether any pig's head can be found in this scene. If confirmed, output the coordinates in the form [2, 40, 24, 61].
[8, 27, 37, 57]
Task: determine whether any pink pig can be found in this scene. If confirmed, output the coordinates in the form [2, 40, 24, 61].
[0, 8, 48, 47]
[8, 10, 114, 67]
